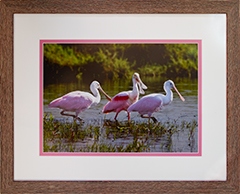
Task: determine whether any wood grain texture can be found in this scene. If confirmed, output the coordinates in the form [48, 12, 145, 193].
[1, 1, 14, 192]
[226, 0, 240, 192]
[1, 0, 239, 193]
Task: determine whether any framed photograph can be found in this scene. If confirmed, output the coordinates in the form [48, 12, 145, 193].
[40, 39, 201, 156]
[1, 0, 239, 193]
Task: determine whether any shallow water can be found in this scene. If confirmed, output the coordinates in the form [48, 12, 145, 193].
[44, 77, 198, 122]
[43, 76, 199, 153]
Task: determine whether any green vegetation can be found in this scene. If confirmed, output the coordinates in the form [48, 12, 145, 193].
[44, 44, 94, 67]
[164, 44, 198, 78]
[44, 43, 198, 81]
[43, 114, 198, 153]
[95, 45, 133, 79]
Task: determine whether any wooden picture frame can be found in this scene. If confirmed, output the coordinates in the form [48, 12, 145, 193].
[1, 0, 239, 193]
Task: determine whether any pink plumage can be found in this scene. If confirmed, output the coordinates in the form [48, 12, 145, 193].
[127, 80, 185, 123]
[102, 73, 147, 121]
[103, 92, 132, 116]
[49, 91, 94, 114]
[48, 81, 111, 121]
[127, 94, 163, 117]
[111, 94, 130, 101]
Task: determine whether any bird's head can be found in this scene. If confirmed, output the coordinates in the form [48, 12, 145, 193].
[133, 72, 147, 94]
[165, 80, 175, 89]
[90, 81, 112, 101]
[164, 80, 185, 102]
[91, 81, 101, 89]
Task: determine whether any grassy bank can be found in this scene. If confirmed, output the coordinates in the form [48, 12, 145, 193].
[43, 114, 198, 153]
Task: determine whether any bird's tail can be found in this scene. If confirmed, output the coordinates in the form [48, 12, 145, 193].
[102, 102, 112, 113]
[127, 103, 135, 112]
[48, 98, 62, 108]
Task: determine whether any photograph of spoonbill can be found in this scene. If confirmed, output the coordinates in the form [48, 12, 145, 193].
[127, 80, 185, 123]
[48, 81, 112, 121]
[43, 41, 199, 153]
[102, 72, 147, 120]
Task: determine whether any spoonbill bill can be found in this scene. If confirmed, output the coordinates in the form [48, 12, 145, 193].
[103, 73, 147, 121]
[127, 80, 185, 123]
[48, 81, 112, 121]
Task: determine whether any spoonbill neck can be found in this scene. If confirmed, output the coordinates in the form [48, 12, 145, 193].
[91, 87, 101, 103]
[131, 79, 139, 95]
[127, 79, 139, 102]
[163, 86, 173, 106]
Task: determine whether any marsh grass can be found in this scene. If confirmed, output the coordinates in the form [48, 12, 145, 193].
[43, 114, 198, 153]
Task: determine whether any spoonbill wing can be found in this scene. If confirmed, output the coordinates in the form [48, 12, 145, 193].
[112, 92, 130, 101]
[128, 94, 163, 115]
[49, 91, 94, 112]
[103, 92, 130, 113]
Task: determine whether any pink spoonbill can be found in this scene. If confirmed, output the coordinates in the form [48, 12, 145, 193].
[103, 73, 147, 121]
[127, 80, 185, 123]
[48, 81, 112, 121]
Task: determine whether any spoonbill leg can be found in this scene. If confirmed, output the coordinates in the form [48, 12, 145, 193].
[140, 115, 158, 123]
[60, 110, 82, 121]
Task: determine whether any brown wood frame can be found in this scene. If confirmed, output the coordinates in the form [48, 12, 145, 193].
[1, 0, 239, 193]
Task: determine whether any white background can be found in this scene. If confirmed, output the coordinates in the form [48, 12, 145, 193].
[14, 14, 226, 181]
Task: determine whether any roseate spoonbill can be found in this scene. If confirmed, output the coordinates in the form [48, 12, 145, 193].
[127, 80, 185, 123]
[48, 81, 112, 121]
[103, 73, 147, 121]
